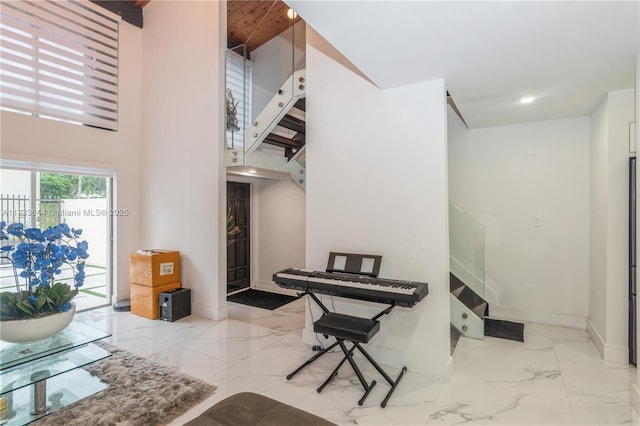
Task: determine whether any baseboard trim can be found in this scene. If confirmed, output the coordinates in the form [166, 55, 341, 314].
[604, 342, 630, 364]
[587, 319, 606, 358]
[491, 304, 587, 330]
[192, 301, 227, 320]
[587, 320, 629, 363]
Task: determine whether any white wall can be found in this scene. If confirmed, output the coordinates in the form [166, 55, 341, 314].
[251, 178, 305, 294]
[590, 97, 609, 341]
[588, 89, 635, 363]
[0, 19, 143, 303]
[140, 1, 226, 320]
[606, 90, 635, 362]
[633, 49, 640, 415]
[305, 28, 450, 380]
[448, 112, 591, 328]
[251, 21, 306, 120]
[0, 169, 30, 196]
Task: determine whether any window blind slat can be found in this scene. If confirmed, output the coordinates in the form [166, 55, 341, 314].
[1, 85, 117, 120]
[1, 19, 117, 66]
[7, 1, 118, 53]
[0, 28, 117, 75]
[1, 74, 116, 109]
[2, 96, 117, 129]
[1, 38, 118, 84]
[226, 50, 252, 148]
[0, 49, 118, 92]
[0, 0, 119, 130]
[0, 75, 117, 112]
[1, 63, 116, 100]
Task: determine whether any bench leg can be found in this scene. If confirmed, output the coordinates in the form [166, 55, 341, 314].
[336, 340, 376, 406]
[287, 341, 339, 380]
[355, 343, 407, 407]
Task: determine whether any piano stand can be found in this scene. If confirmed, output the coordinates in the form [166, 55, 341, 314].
[286, 292, 406, 407]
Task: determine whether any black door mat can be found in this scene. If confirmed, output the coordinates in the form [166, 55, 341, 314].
[484, 318, 524, 342]
[227, 289, 300, 310]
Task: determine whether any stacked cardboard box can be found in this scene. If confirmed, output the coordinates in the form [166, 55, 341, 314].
[129, 250, 181, 319]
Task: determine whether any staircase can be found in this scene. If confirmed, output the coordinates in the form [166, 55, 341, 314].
[449, 203, 524, 349]
[226, 69, 306, 190]
[450, 272, 488, 340]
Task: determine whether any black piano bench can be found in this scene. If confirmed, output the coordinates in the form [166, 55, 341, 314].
[314, 312, 380, 343]
[308, 312, 406, 407]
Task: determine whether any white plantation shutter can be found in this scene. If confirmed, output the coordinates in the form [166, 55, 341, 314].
[0, 0, 119, 130]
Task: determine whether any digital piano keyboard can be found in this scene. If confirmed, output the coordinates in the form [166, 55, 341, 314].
[273, 268, 429, 308]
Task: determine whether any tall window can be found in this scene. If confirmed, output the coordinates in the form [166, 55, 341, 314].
[226, 49, 252, 149]
[0, 164, 114, 311]
[0, 0, 119, 130]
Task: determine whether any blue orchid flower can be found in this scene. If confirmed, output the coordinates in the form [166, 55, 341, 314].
[25, 228, 45, 242]
[58, 223, 72, 239]
[6, 223, 24, 237]
[2, 222, 90, 319]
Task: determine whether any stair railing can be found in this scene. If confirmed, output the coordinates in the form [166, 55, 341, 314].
[449, 202, 485, 298]
[449, 202, 486, 339]
[244, 69, 306, 156]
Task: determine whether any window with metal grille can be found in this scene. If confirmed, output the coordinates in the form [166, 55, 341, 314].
[0, 0, 119, 130]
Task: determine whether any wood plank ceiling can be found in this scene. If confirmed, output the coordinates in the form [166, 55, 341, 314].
[228, 0, 300, 54]
[124, 1, 297, 53]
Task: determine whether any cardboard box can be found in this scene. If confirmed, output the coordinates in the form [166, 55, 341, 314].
[130, 250, 180, 286]
[130, 281, 181, 320]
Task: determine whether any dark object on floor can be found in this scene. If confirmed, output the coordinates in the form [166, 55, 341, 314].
[184, 392, 336, 426]
[112, 299, 130, 312]
[484, 318, 524, 342]
[160, 288, 191, 322]
[227, 289, 299, 310]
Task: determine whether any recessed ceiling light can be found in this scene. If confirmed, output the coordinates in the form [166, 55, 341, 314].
[520, 96, 535, 104]
[287, 8, 297, 19]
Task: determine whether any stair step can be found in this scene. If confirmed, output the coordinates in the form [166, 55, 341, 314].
[472, 301, 488, 318]
[292, 132, 305, 144]
[278, 114, 305, 134]
[450, 272, 465, 295]
[264, 133, 300, 149]
[456, 286, 486, 316]
[294, 98, 306, 112]
[484, 318, 524, 342]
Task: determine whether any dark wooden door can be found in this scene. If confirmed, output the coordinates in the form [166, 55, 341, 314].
[227, 182, 250, 293]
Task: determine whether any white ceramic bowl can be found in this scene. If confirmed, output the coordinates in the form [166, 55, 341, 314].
[0, 303, 76, 343]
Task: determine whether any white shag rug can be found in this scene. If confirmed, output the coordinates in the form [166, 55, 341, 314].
[34, 341, 216, 426]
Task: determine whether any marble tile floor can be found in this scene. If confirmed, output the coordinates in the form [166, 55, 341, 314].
[74, 298, 639, 426]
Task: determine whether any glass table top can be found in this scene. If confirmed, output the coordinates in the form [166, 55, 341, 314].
[0, 343, 111, 393]
[0, 321, 110, 370]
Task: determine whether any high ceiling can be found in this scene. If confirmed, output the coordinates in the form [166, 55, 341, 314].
[286, 1, 639, 129]
[228, 0, 301, 54]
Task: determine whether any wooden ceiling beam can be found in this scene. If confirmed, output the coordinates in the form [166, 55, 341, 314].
[90, 0, 144, 28]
